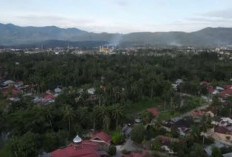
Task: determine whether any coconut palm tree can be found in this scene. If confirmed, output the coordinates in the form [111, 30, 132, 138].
[93, 105, 110, 131]
[63, 105, 75, 133]
[44, 106, 54, 130]
[110, 104, 124, 128]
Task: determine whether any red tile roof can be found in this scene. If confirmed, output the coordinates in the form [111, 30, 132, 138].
[91, 132, 111, 145]
[156, 135, 171, 145]
[81, 140, 99, 150]
[208, 87, 214, 94]
[200, 81, 210, 86]
[219, 89, 232, 98]
[215, 126, 232, 135]
[44, 93, 55, 99]
[123, 152, 149, 157]
[224, 84, 232, 89]
[51, 141, 100, 157]
[147, 108, 159, 116]
[51, 146, 100, 157]
[191, 110, 205, 118]
[1, 87, 20, 96]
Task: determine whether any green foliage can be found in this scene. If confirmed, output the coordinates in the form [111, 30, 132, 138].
[145, 125, 165, 140]
[220, 146, 232, 154]
[212, 96, 221, 107]
[170, 126, 179, 138]
[108, 145, 117, 156]
[0, 143, 12, 157]
[211, 147, 222, 157]
[1, 51, 232, 156]
[151, 140, 161, 151]
[140, 111, 153, 124]
[204, 137, 214, 145]
[42, 131, 67, 152]
[189, 144, 207, 157]
[112, 130, 124, 145]
[9, 132, 41, 157]
[131, 124, 145, 144]
[122, 149, 131, 155]
[172, 141, 207, 157]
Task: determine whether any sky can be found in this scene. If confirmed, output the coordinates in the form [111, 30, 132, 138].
[0, 0, 232, 33]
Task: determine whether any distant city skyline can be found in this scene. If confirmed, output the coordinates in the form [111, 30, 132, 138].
[1, 0, 232, 33]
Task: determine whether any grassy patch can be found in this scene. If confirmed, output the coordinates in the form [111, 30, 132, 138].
[157, 111, 181, 121]
[0, 144, 12, 157]
[126, 97, 162, 114]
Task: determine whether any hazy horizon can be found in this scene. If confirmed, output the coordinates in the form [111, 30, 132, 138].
[1, 0, 232, 33]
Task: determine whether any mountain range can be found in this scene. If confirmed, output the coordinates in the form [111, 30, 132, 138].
[1, 23, 232, 48]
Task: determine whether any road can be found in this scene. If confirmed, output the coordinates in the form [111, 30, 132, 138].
[171, 103, 210, 122]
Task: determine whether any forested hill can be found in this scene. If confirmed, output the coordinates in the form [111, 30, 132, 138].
[1, 23, 232, 47]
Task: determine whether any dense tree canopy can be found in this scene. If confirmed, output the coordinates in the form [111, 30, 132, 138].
[0, 50, 232, 156]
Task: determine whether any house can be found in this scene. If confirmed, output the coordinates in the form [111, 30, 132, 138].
[204, 141, 226, 156]
[135, 118, 142, 123]
[219, 118, 232, 127]
[73, 135, 82, 143]
[90, 132, 111, 145]
[191, 109, 206, 119]
[212, 90, 220, 95]
[172, 79, 183, 90]
[208, 87, 214, 94]
[50, 132, 111, 157]
[167, 118, 194, 136]
[87, 88, 96, 95]
[212, 116, 222, 126]
[206, 126, 232, 143]
[122, 124, 132, 137]
[214, 126, 232, 141]
[205, 111, 215, 118]
[161, 145, 174, 155]
[175, 79, 183, 85]
[147, 108, 159, 117]
[200, 81, 210, 86]
[14, 81, 24, 89]
[224, 84, 232, 90]
[219, 89, 232, 99]
[172, 84, 178, 90]
[51, 143, 100, 157]
[216, 86, 224, 91]
[88, 95, 97, 102]
[212, 117, 232, 127]
[1, 87, 20, 97]
[3, 80, 15, 87]
[21, 84, 35, 93]
[8, 97, 20, 102]
[156, 135, 179, 146]
[54, 87, 62, 94]
[223, 152, 232, 157]
[44, 93, 55, 100]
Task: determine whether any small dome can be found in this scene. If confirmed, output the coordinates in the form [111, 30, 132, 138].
[73, 135, 82, 143]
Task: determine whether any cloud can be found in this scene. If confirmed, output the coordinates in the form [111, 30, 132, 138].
[114, 0, 128, 7]
[203, 8, 232, 19]
[2, 14, 97, 29]
[187, 17, 232, 24]
[182, 8, 232, 30]
[2, 14, 144, 33]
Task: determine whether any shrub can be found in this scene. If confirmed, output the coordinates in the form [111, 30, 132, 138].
[112, 130, 124, 145]
[131, 124, 145, 144]
[108, 145, 116, 156]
